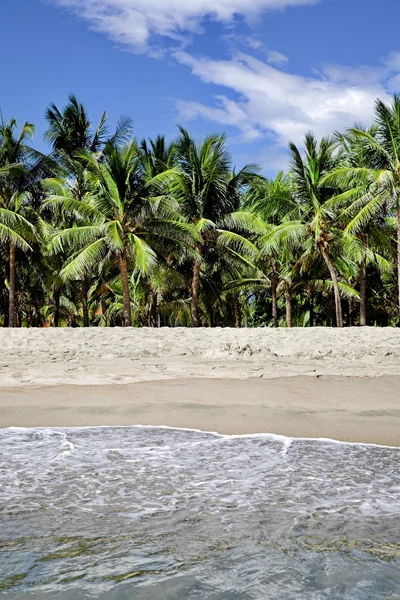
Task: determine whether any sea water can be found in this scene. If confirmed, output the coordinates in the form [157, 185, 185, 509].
[0, 426, 399, 599]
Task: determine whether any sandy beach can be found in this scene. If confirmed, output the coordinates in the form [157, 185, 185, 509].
[1, 327, 400, 445]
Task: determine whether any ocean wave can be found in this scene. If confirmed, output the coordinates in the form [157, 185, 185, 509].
[1, 426, 400, 598]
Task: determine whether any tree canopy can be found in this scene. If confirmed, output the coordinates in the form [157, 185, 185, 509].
[1, 94, 400, 328]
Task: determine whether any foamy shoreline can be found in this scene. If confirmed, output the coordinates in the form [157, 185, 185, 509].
[1, 328, 400, 445]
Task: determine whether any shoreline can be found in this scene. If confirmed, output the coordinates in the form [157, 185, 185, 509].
[2, 375, 400, 446]
[1, 328, 400, 446]
[4, 424, 399, 450]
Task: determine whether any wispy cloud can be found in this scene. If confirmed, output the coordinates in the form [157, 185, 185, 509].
[266, 50, 288, 66]
[50, 0, 400, 165]
[51, 0, 319, 52]
[175, 51, 400, 146]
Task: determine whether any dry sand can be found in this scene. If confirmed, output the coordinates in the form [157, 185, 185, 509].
[1, 327, 400, 444]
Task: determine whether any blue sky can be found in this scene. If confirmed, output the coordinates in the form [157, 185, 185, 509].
[1, 0, 400, 173]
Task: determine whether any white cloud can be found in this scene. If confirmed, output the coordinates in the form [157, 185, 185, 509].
[247, 38, 265, 50]
[387, 74, 400, 93]
[51, 0, 319, 52]
[267, 50, 288, 66]
[221, 34, 266, 53]
[176, 96, 262, 141]
[383, 52, 400, 72]
[175, 51, 400, 147]
[50, 0, 400, 166]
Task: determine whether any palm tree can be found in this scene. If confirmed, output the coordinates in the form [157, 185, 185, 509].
[138, 136, 180, 323]
[169, 127, 258, 327]
[277, 272, 304, 328]
[97, 273, 146, 327]
[0, 117, 41, 327]
[45, 142, 197, 327]
[139, 135, 177, 176]
[245, 172, 298, 327]
[328, 128, 376, 325]
[262, 134, 348, 327]
[45, 94, 131, 162]
[321, 99, 400, 319]
[44, 94, 131, 326]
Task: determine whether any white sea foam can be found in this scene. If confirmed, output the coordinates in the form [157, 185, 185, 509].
[7, 423, 400, 448]
[1, 426, 400, 599]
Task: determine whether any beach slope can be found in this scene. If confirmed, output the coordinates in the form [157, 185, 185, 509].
[1, 328, 399, 445]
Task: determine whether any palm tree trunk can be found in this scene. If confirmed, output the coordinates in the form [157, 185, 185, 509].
[82, 277, 89, 328]
[54, 289, 60, 327]
[327, 293, 333, 327]
[191, 243, 202, 328]
[308, 291, 314, 327]
[101, 299, 107, 326]
[120, 250, 132, 327]
[8, 242, 16, 328]
[285, 292, 292, 328]
[150, 289, 158, 328]
[320, 246, 343, 328]
[348, 297, 353, 327]
[359, 257, 367, 327]
[234, 292, 241, 328]
[271, 264, 278, 328]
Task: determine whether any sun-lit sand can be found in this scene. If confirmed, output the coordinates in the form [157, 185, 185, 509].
[1, 327, 400, 445]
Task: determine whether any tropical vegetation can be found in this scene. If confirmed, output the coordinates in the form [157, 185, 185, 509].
[1, 93, 400, 327]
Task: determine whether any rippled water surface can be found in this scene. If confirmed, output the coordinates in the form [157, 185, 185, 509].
[1, 426, 400, 599]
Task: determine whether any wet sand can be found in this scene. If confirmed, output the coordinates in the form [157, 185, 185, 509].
[1, 328, 400, 444]
[1, 376, 400, 446]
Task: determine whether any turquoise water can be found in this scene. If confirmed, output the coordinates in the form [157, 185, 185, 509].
[1, 426, 399, 599]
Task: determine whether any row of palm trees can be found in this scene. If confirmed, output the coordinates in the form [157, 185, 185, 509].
[1, 94, 400, 328]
